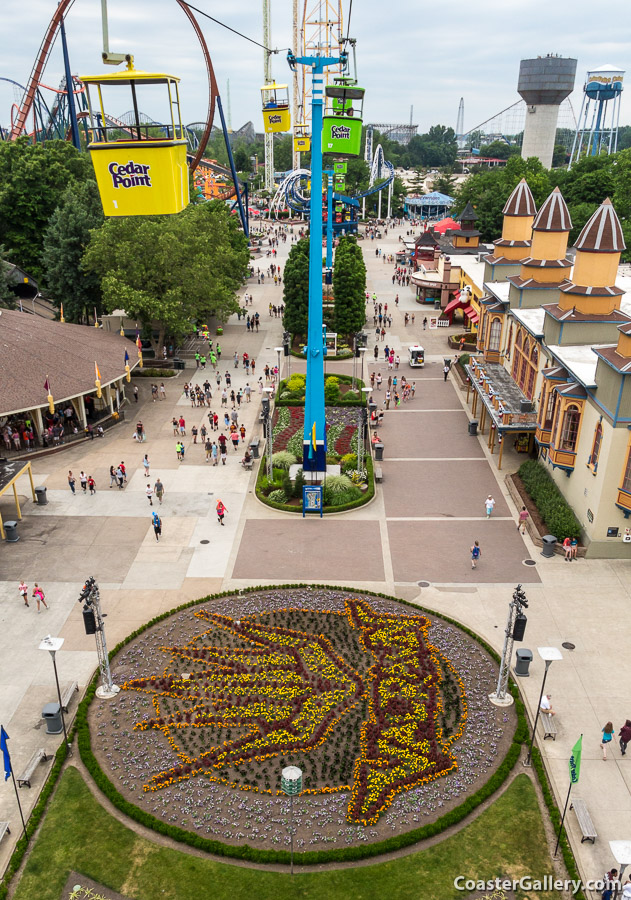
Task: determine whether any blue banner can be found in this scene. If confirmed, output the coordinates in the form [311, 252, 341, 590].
[0, 726, 11, 781]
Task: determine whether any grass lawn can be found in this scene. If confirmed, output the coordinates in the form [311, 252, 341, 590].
[13, 767, 556, 900]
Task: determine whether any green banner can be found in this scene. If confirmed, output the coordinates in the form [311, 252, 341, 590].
[569, 735, 582, 784]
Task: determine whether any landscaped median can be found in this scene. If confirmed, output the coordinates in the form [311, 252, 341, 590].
[255, 372, 374, 512]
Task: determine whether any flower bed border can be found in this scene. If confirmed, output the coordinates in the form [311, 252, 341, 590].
[276, 373, 367, 407]
[255, 452, 375, 513]
[76, 584, 529, 867]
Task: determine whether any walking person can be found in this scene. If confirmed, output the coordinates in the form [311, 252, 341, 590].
[154, 478, 165, 505]
[68, 470, 76, 494]
[443, 363, 450, 382]
[116, 465, 125, 489]
[619, 720, 631, 756]
[32, 583, 48, 612]
[485, 495, 495, 518]
[143, 454, 150, 477]
[79, 471, 88, 493]
[18, 580, 29, 607]
[109, 465, 117, 488]
[517, 506, 529, 534]
[470, 540, 481, 569]
[152, 510, 162, 542]
[216, 499, 227, 525]
[133, 384, 139, 403]
[601, 721, 615, 760]
[146, 483, 154, 506]
[88, 475, 96, 495]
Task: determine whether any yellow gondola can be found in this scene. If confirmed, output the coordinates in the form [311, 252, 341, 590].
[293, 122, 310, 152]
[261, 83, 291, 133]
[80, 65, 189, 217]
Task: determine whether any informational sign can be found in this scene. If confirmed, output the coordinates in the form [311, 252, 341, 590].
[429, 317, 439, 330]
[333, 162, 347, 174]
[302, 485, 323, 517]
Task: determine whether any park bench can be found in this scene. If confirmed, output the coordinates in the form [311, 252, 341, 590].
[374, 467, 383, 483]
[17, 748, 48, 788]
[61, 681, 79, 713]
[0, 822, 10, 843]
[540, 712, 558, 740]
[571, 797, 597, 843]
[242, 459, 254, 471]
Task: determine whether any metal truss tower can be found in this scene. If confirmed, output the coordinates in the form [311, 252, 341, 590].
[300, 0, 343, 129]
[263, 0, 274, 193]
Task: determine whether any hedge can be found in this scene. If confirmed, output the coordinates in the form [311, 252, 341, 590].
[74, 583, 528, 866]
[131, 368, 177, 378]
[276, 372, 367, 407]
[518, 459, 582, 540]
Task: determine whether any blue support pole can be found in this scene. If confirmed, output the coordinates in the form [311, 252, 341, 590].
[60, 16, 81, 150]
[590, 99, 605, 156]
[289, 52, 344, 476]
[325, 169, 333, 269]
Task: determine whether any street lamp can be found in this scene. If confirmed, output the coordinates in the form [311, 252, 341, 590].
[275, 346, 284, 386]
[38, 636, 72, 753]
[524, 646, 562, 766]
[263, 387, 274, 479]
[280, 765, 302, 875]
[358, 387, 372, 475]
[359, 346, 367, 388]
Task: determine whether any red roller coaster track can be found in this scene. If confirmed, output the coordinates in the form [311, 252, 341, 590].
[9, 0, 217, 173]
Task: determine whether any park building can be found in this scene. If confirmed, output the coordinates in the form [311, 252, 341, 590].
[462, 178, 631, 557]
[0, 308, 138, 456]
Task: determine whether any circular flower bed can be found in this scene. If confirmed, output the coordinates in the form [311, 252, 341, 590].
[87, 587, 517, 854]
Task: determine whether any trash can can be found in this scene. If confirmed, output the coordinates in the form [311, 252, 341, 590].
[541, 534, 557, 558]
[468, 420, 478, 436]
[42, 702, 62, 735]
[514, 648, 533, 677]
[4, 520, 19, 542]
[35, 486, 48, 506]
[374, 442, 384, 461]
[249, 439, 260, 459]
[434, 299, 441, 310]
[173, 358, 186, 370]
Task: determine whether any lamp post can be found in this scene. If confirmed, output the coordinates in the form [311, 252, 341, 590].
[359, 388, 372, 474]
[359, 345, 367, 388]
[38, 636, 71, 753]
[524, 646, 562, 767]
[275, 346, 283, 387]
[263, 387, 274, 479]
[280, 765, 302, 875]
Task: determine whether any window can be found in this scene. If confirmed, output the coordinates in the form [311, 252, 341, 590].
[506, 324, 514, 359]
[515, 330, 523, 350]
[488, 317, 502, 352]
[589, 422, 603, 471]
[544, 385, 557, 429]
[531, 346, 538, 366]
[560, 405, 581, 452]
[512, 329, 539, 399]
[512, 353, 519, 381]
[621, 443, 631, 492]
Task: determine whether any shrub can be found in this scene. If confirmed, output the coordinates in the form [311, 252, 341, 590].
[324, 376, 340, 403]
[340, 452, 358, 474]
[323, 474, 361, 506]
[286, 373, 306, 394]
[271, 450, 297, 470]
[268, 489, 287, 502]
[293, 467, 305, 498]
[518, 459, 582, 540]
[459, 353, 470, 367]
[281, 471, 292, 499]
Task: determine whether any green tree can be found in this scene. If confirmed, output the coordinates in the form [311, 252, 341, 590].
[432, 173, 456, 196]
[82, 201, 248, 349]
[0, 245, 16, 309]
[478, 140, 519, 160]
[41, 180, 104, 323]
[282, 239, 310, 337]
[0, 138, 94, 280]
[333, 236, 366, 335]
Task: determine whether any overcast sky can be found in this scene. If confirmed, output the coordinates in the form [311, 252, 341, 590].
[2, 0, 630, 143]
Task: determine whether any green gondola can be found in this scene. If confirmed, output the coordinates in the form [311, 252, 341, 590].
[322, 77, 365, 158]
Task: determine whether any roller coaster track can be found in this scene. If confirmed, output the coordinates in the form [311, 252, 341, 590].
[8, 0, 217, 173]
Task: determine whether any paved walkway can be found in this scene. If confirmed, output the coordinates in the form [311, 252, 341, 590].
[0, 223, 629, 892]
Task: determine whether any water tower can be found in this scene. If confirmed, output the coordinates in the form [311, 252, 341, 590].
[568, 66, 624, 168]
[518, 55, 577, 168]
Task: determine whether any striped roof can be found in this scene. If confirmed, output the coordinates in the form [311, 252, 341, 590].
[502, 178, 537, 217]
[574, 198, 626, 252]
[532, 188, 572, 232]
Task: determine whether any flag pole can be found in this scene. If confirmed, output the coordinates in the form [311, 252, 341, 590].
[554, 781, 572, 857]
[1, 727, 28, 843]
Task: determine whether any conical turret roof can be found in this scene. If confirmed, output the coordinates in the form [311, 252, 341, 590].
[574, 198, 626, 252]
[502, 178, 536, 217]
[532, 187, 571, 232]
[457, 201, 478, 222]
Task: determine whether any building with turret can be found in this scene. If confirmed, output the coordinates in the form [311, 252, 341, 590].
[464, 186, 631, 557]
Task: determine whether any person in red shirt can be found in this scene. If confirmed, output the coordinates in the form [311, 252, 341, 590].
[216, 500, 227, 525]
[178, 417, 186, 435]
[231, 432, 239, 451]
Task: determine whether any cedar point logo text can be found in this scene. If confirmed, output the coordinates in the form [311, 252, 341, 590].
[108, 161, 152, 189]
[331, 125, 351, 140]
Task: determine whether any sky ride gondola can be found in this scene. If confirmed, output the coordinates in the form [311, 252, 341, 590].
[322, 75, 364, 158]
[261, 82, 291, 133]
[293, 122, 311, 152]
[80, 65, 189, 217]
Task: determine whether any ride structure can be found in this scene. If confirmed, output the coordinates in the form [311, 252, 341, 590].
[568, 66, 624, 168]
